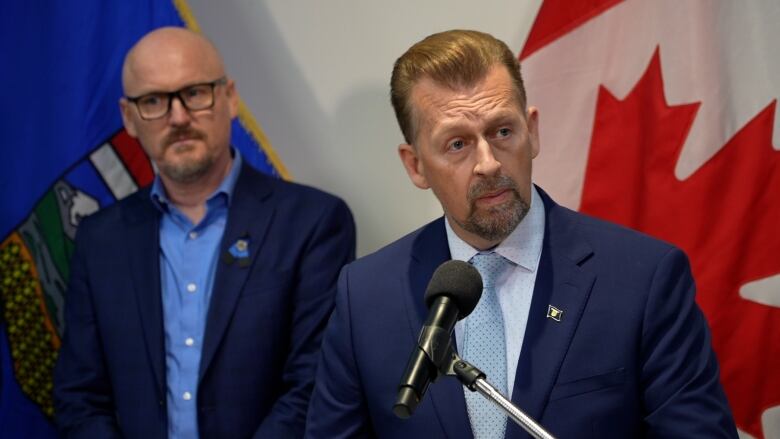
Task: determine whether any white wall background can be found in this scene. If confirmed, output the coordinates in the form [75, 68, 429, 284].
[187, 0, 541, 256]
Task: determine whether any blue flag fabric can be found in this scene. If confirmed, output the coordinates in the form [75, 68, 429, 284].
[0, 2, 282, 436]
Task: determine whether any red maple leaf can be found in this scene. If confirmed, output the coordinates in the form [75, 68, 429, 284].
[579, 48, 780, 438]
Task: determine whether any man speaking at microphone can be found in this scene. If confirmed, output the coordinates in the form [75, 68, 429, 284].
[306, 29, 737, 438]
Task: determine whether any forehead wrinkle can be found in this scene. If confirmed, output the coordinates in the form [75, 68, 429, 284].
[439, 90, 515, 119]
[422, 89, 520, 139]
[408, 67, 523, 145]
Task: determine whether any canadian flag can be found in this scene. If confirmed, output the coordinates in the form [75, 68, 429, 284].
[521, 1, 780, 438]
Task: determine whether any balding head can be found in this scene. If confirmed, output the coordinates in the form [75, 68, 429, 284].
[122, 27, 226, 96]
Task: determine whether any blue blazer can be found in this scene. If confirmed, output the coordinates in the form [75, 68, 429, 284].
[307, 188, 736, 438]
[54, 163, 356, 438]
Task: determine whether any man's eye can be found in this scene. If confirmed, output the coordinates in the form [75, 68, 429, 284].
[185, 86, 208, 97]
[139, 95, 162, 106]
[497, 128, 512, 137]
[449, 139, 465, 150]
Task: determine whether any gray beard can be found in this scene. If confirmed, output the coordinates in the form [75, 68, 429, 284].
[454, 174, 530, 243]
[457, 191, 529, 243]
[160, 154, 215, 184]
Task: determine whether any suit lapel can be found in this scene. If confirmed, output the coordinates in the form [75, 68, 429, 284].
[399, 190, 597, 438]
[199, 164, 274, 382]
[507, 189, 596, 439]
[401, 219, 473, 439]
[124, 192, 166, 396]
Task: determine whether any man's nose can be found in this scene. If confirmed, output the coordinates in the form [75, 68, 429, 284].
[473, 138, 501, 176]
[167, 96, 192, 126]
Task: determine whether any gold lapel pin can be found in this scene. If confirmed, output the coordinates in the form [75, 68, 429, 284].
[547, 305, 563, 322]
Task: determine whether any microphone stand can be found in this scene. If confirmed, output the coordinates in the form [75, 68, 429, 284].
[442, 352, 556, 439]
[395, 306, 556, 439]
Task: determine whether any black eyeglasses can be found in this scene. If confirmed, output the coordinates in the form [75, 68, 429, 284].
[125, 77, 228, 120]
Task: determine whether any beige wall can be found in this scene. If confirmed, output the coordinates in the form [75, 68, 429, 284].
[187, 0, 541, 256]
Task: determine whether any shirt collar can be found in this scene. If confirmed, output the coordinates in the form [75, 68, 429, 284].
[150, 147, 243, 211]
[445, 185, 545, 272]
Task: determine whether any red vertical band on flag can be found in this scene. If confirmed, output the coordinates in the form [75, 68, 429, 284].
[111, 129, 154, 187]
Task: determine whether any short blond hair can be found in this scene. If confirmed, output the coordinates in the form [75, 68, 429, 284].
[390, 29, 527, 144]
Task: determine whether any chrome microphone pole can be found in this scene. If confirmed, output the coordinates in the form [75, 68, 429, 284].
[445, 353, 556, 439]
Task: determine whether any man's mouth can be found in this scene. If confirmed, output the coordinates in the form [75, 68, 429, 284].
[474, 188, 511, 206]
[170, 137, 195, 145]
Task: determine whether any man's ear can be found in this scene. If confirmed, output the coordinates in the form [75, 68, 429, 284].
[119, 97, 138, 138]
[526, 106, 540, 159]
[226, 78, 239, 118]
[398, 143, 430, 189]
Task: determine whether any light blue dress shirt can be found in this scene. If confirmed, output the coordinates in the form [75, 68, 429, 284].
[150, 151, 242, 439]
[448, 185, 545, 398]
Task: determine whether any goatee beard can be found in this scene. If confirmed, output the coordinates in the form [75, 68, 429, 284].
[160, 155, 215, 184]
[455, 174, 530, 243]
[159, 128, 212, 183]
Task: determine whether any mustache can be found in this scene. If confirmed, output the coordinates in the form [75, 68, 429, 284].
[163, 127, 205, 148]
[468, 174, 518, 202]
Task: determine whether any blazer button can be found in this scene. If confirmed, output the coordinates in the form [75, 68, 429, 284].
[158, 399, 165, 406]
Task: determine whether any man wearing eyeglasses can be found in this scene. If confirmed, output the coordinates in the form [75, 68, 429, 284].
[53, 27, 356, 439]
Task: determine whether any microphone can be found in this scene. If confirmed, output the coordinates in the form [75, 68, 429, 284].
[393, 260, 483, 419]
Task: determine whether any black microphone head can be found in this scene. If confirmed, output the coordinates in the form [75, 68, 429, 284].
[424, 260, 483, 319]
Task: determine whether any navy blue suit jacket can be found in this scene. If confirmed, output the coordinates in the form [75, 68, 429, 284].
[307, 188, 736, 438]
[54, 162, 356, 438]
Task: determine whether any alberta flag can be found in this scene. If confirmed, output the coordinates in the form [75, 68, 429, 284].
[521, 0, 780, 437]
[0, 2, 286, 436]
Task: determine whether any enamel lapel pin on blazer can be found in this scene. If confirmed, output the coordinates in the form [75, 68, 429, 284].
[223, 235, 251, 267]
[547, 305, 563, 322]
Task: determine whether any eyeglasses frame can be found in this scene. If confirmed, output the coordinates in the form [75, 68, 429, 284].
[125, 76, 228, 121]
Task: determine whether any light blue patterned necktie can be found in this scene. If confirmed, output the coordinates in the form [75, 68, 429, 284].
[463, 252, 510, 439]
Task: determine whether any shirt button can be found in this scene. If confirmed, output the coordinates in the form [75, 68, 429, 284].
[185, 337, 194, 347]
[183, 391, 192, 401]
[189, 231, 198, 240]
[187, 283, 197, 293]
